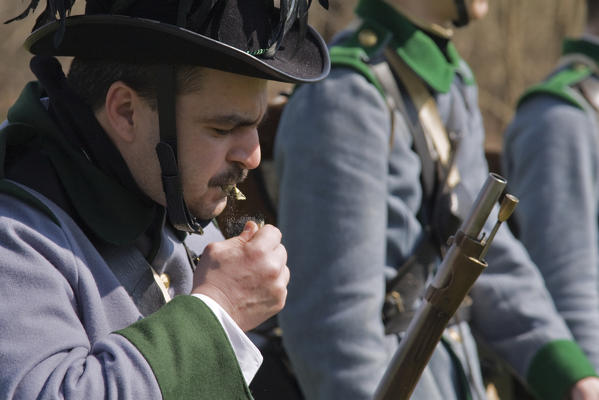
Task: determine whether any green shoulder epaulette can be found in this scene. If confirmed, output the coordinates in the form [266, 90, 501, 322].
[329, 22, 394, 98]
[518, 64, 593, 110]
[329, 46, 385, 96]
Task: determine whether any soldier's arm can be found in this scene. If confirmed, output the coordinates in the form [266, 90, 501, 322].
[503, 95, 599, 369]
[276, 68, 405, 400]
[0, 194, 251, 400]
[456, 86, 598, 400]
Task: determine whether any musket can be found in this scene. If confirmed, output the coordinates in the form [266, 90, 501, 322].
[374, 172, 519, 400]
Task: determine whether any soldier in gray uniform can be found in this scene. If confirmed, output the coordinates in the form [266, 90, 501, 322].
[275, 0, 599, 399]
[503, 0, 599, 373]
[0, 0, 329, 398]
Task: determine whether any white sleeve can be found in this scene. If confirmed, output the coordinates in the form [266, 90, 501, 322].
[191, 294, 263, 384]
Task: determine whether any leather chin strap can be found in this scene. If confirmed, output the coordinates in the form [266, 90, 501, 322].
[155, 64, 205, 234]
[452, 0, 470, 27]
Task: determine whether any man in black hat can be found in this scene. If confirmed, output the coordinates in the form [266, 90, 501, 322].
[0, 0, 328, 398]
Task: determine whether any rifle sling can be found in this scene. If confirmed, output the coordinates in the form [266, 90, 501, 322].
[371, 60, 437, 203]
[384, 48, 460, 191]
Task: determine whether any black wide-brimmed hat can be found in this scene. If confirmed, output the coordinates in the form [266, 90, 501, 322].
[11, 0, 330, 84]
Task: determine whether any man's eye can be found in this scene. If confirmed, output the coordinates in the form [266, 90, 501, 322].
[213, 127, 232, 135]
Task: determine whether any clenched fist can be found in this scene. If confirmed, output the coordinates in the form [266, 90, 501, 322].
[192, 220, 289, 331]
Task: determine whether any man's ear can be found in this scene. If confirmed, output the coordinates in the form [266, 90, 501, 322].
[103, 81, 137, 143]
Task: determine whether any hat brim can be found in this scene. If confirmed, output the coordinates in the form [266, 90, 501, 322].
[24, 15, 330, 84]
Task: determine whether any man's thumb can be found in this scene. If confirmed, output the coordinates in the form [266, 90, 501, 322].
[238, 220, 259, 242]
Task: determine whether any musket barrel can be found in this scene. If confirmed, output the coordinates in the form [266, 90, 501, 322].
[430, 173, 506, 290]
[460, 172, 506, 237]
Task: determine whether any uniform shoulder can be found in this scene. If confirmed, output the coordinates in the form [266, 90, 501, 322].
[0, 179, 60, 225]
[328, 23, 393, 97]
[518, 64, 593, 110]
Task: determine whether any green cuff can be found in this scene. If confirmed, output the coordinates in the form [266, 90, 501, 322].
[527, 339, 598, 400]
[117, 295, 252, 400]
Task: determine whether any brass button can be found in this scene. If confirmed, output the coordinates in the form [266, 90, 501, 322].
[160, 273, 171, 289]
[358, 29, 378, 47]
[446, 327, 462, 343]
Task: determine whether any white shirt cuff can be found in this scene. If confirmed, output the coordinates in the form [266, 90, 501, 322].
[192, 294, 263, 385]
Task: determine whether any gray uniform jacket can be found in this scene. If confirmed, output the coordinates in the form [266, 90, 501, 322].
[0, 81, 253, 399]
[274, 1, 596, 399]
[503, 36, 599, 369]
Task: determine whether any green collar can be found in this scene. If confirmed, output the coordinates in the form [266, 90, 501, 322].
[2, 82, 157, 245]
[355, 0, 465, 93]
[563, 37, 599, 67]
[515, 37, 599, 111]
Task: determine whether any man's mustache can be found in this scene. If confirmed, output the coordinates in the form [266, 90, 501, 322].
[208, 164, 248, 188]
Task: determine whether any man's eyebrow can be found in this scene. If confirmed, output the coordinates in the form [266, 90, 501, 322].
[202, 112, 265, 127]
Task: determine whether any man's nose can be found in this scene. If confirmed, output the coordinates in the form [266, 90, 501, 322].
[228, 127, 261, 170]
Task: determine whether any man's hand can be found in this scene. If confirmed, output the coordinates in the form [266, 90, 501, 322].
[192, 220, 289, 332]
[570, 377, 599, 400]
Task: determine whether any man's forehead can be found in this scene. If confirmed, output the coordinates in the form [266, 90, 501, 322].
[181, 80, 268, 124]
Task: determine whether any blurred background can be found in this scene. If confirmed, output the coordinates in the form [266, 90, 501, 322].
[0, 0, 586, 158]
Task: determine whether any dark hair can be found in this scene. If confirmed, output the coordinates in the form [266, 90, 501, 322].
[67, 58, 204, 110]
[589, 0, 599, 23]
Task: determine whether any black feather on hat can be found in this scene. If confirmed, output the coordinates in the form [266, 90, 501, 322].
[6, 0, 330, 83]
